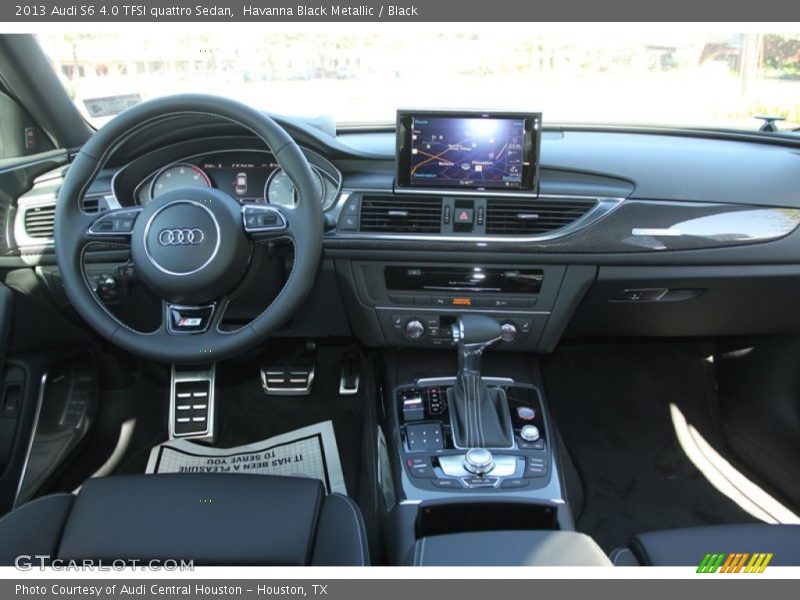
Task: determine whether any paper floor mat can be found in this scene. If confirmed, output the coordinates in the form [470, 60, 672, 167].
[146, 420, 346, 494]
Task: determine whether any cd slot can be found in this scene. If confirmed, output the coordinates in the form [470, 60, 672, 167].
[385, 266, 543, 295]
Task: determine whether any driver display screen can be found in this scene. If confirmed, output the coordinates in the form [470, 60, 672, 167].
[396, 111, 540, 191]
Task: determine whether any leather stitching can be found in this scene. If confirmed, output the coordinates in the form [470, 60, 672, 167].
[327, 494, 367, 566]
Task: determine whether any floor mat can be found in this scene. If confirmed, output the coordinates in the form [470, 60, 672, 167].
[544, 342, 758, 552]
[146, 420, 346, 494]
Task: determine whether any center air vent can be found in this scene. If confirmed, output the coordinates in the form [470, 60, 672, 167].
[23, 204, 56, 239]
[359, 195, 443, 234]
[485, 198, 597, 235]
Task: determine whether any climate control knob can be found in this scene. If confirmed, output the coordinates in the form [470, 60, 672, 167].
[520, 424, 540, 442]
[500, 322, 517, 342]
[405, 319, 425, 340]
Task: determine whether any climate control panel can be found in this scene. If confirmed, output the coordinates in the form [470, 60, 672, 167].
[378, 310, 546, 348]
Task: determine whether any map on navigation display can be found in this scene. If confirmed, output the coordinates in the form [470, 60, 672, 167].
[409, 116, 525, 188]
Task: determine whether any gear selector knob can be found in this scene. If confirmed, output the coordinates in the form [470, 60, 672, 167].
[451, 314, 504, 347]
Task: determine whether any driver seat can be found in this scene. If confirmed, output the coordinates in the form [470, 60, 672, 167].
[0, 473, 369, 566]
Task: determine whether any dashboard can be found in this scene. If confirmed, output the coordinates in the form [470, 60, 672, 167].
[9, 111, 800, 353]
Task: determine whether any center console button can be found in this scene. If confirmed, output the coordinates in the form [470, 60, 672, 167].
[462, 476, 499, 488]
[406, 423, 444, 452]
[501, 478, 531, 489]
[407, 457, 435, 478]
[431, 478, 463, 490]
[516, 406, 536, 421]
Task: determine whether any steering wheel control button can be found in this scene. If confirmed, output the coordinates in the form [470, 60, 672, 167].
[167, 304, 215, 334]
[87, 209, 141, 236]
[243, 204, 286, 232]
[517, 406, 536, 421]
[520, 424, 541, 442]
[463, 448, 495, 475]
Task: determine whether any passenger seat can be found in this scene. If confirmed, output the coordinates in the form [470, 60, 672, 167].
[611, 524, 800, 566]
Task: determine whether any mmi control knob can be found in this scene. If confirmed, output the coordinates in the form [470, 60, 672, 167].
[464, 448, 494, 475]
[405, 319, 425, 340]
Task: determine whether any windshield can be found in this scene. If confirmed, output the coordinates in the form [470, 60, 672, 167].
[36, 29, 800, 131]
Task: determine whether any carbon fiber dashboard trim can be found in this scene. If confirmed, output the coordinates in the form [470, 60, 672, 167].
[325, 200, 800, 254]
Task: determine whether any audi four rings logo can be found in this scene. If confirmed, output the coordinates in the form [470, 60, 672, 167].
[157, 228, 205, 246]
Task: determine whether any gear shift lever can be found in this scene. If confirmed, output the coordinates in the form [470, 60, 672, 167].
[448, 315, 514, 448]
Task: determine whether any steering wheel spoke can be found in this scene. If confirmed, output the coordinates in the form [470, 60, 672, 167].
[241, 203, 291, 241]
[83, 207, 143, 243]
[161, 299, 227, 336]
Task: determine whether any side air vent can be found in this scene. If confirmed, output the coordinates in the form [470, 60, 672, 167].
[359, 195, 443, 234]
[23, 204, 56, 239]
[485, 198, 597, 235]
[81, 195, 101, 213]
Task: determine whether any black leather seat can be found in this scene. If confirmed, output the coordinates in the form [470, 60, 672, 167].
[0, 473, 368, 566]
[611, 524, 800, 566]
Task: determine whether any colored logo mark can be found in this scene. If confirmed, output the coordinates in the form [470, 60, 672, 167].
[697, 552, 773, 573]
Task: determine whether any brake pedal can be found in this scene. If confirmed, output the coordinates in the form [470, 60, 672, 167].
[170, 364, 215, 440]
[260, 360, 315, 396]
[339, 350, 360, 396]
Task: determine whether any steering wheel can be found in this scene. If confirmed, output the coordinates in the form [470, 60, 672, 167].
[55, 94, 323, 364]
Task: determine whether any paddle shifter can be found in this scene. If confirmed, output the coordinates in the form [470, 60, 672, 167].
[448, 315, 514, 449]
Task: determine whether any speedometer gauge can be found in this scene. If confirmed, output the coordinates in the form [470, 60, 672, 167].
[150, 163, 211, 201]
[265, 168, 324, 208]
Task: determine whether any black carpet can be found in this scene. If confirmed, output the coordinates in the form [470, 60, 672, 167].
[215, 345, 366, 498]
[543, 342, 758, 552]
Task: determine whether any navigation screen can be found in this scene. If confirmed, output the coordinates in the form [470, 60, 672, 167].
[396, 111, 541, 191]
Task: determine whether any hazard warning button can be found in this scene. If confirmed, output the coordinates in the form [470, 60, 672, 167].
[454, 208, 474, 224]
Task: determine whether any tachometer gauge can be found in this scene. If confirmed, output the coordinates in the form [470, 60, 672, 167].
[150, 163, 212, 200]
[265, 168, 324, 208]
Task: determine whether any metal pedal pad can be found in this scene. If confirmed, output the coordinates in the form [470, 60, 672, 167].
[260, 361, 315, 396]
[170, 364, 215, 440]
[339, 350, 360, 396]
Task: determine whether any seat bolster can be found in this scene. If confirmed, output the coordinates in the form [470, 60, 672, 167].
[311, 493, 369, 566]
[0, 494, 75, 566]
[631, 524, 800, 566]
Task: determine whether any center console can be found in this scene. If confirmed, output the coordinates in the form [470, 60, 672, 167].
[396, 379, 553, 494]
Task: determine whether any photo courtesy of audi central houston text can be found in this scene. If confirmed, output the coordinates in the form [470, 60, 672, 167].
[0, 12, 799, 581]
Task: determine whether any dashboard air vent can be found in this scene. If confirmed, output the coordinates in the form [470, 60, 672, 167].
[23, 204, 56, 239]
[359, 195, 443, 234]
[485, 198, 596, 235]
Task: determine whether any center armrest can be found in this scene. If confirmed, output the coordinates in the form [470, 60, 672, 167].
[413, 530, 611, 566]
